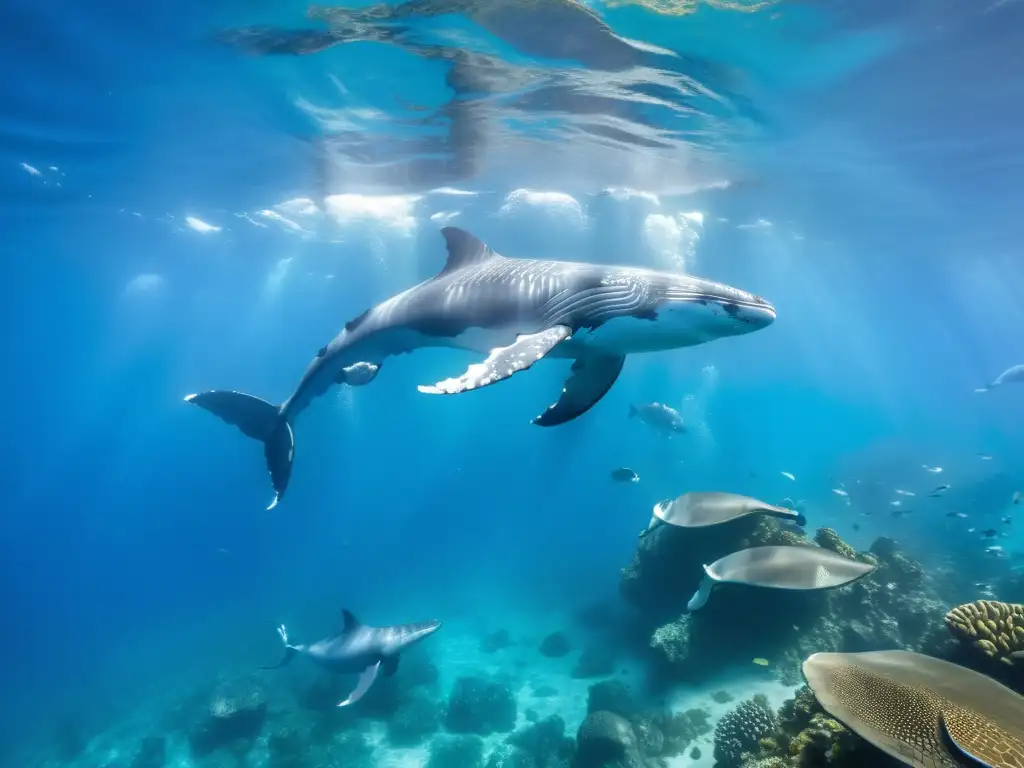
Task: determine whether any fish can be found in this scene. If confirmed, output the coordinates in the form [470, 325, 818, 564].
[890, 509, 914, 517]
[643, 491, 806, 537]
[686, 545, 876, 611]
[890, 500, 902, 507]
[981, 529, 999, 539]
[801, 650, 1024, 768]
[610, 467, 639, 483]
[1002, 516, 1013, 525]
[922, 465, 943, 473]
[184, 226, 775, 508]
[946, 511, 969, 519]
[895, 489, 915, 496]
[780, 471, 796, 481]
[628, 402, 686, 436]
[976, 453, 993, 461]
[752, 658, 770, 667]
[852, 523, 861, 531]
[833, 488, 848, 497]
[927, 484, 951, 497]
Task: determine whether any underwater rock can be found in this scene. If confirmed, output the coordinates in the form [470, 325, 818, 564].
[713, 695, 778, 768]
[508, 714, 576, 766]
[128, 736, 166, 768]
[428, 734, 486, 768]
[712, 690, 735, 704]
[539, 631, 573, 658]
[189, 675, 268, 757]
[267, 724, 310, 768]
[574, 711, 647, 768]
[325, 731, 375, 767]
[586, 680, 636, 718]
[486, 743, 538, 768]
[481, 629, 513, 653]
[571, 646, 616, 679]
[387, 691, 441, 747]
[868, 536, 899, 560]
[445, 676, 517, 735]
[631, 718, 663, 756]
[946, 599, 1024, 665]
[533, 684, 559, 698]
[690, 745, 701, 760]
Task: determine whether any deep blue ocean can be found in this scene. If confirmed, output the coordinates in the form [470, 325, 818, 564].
[3, 1, 1024, 767]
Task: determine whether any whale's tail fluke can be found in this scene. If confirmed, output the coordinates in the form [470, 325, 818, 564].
[184, 390, 294, 510]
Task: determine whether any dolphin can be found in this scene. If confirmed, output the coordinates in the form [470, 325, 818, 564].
[184, 226, 776, 508]
[262, 609, 442, 707]
[975, 364, 1024, 393]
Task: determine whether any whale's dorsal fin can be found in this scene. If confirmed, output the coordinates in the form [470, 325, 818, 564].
[439, 227, 498, 276]
[341, 609, 361, 634]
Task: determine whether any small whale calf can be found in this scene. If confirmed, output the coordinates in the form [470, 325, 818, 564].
[262, 609, 441, 707]
[184, 226, 775, 508]
[628, 402, 687, 436]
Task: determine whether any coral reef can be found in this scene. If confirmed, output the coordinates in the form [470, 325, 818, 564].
[571, 646, 616, 678]
[812, 528, 857, 561]
[586, 680, 636, 719]
[574, 711, 648, 768]
[539, 632, 573, 658]
[188, 675, 268, 757]
[736, 686, 902, 768]
[387, 691, 441, 746]
[622, 518, 947, 682]
[429, 734, 485, 768]
[713, 695, 777, 768]
[445, 676, 517, 735]
[506, 715, 576, 767]
[945, 600, 1024, 665]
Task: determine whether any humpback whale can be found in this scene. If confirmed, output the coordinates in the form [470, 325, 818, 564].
[185, 226, 775, 508]
[262, 610, 441, 707]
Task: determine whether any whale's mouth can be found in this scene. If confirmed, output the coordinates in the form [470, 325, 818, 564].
[663, 288, 776, 327]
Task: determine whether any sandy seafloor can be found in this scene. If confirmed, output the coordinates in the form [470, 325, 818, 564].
[48, 609, 800, 768]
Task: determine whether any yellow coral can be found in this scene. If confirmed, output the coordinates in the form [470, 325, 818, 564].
[946, 600, 1024, 665]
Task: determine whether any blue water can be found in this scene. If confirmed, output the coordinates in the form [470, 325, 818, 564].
[3, 0, 1024, 765]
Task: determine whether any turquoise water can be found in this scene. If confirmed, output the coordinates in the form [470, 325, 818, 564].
[3, 1, 1024, 767]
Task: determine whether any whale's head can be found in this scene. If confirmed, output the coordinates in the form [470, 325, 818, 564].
[654, 272, 776, 344]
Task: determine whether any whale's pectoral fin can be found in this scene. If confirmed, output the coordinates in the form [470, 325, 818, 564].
[532, 353, 625, 427]
[381, 655, 399, 678]
[417, 325, 571, 395]
[337, 661, 381, 707]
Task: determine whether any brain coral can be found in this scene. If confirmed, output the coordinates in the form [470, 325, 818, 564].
[945, 600, 1024, 665]
[714, 695, 778, 768]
